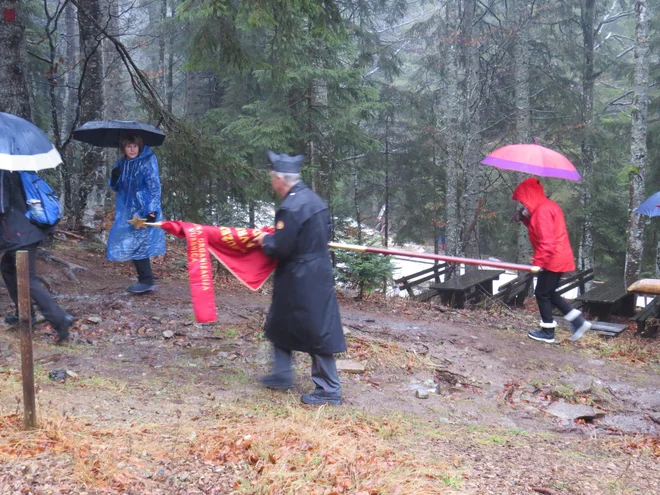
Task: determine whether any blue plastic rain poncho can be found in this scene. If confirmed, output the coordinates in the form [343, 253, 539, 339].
[106, 146, 166, 261]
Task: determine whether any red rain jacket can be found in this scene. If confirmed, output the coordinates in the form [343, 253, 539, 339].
[512, 178, 576, 273]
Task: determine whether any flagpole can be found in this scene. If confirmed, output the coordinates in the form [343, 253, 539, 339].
[328, 242, 540, 274]
[128, 215, 540, 274]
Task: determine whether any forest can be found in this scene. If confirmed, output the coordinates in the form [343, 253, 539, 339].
[1, 0, 658, 283]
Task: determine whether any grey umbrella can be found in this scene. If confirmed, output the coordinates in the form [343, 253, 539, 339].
[72, 120, 166, 148]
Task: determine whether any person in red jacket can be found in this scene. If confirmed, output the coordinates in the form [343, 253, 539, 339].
[512, 178, 591, 343]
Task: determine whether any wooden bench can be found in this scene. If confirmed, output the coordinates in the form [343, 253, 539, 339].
[556, 268, 595, 298]
[427, 269, 505, 309]
[494, 273, 533, 308]
[630, 296, 660, 335]
[574, 278, 636, 320]
[395, 262, 449, 298]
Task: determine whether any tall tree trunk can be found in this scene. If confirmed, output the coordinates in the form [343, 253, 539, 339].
[444, 0, 460, 266]
[166, 48, 174, 112]
[513, 0, 533, 265]
[0, 0, 32, 119]
[165, 0, 177, 112]
[383, 115, 390, 248]
[460, 0, 482, 266]
[77, 0, 106, 229]
[185, 70, 213, 118]
[624, 0, 649, 286]
[62, 2, 78, 209]
[104, 0, 124, 120]
[577, 0, 596, 273]
[159, 0, 167, 96]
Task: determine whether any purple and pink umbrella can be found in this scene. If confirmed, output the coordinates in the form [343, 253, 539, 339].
[481, 144, 581, 182]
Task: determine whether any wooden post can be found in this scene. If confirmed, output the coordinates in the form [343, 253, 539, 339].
[17, 251, 37, 430]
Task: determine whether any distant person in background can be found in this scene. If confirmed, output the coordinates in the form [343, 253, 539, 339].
[0, 171, 73, 344]
[512, 178, 591, 343]
[107, 134, 166, 293]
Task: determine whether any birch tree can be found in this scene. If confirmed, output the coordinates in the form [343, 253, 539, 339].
[624, 0, 649, 284]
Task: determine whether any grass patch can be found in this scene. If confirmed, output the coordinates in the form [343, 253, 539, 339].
[560, 363, 575, 373]
[219, 368, 251, 385]
[345, 335, 437, 373]
[215, 325, 239, 339]
[0, 400, 467, 494]
[64, 375, 128, 392]
[549, 382, 578, 403]
[0, 412, 164, 490]
[192, 400, 463, 494]
[477, 434, 507, 446]
[579, 335, 659, 365]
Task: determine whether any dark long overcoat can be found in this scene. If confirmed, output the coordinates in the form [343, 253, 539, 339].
[262, 182, 346, 355]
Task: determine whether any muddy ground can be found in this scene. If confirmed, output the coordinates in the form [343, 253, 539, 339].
[0, 238, 659, 494]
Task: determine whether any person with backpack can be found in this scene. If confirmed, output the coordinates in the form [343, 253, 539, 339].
[0, 170, 74, 344]
[107, 134, 166, 293]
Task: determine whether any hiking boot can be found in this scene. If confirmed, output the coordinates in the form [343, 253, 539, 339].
[528, 320, 557, 343]
[527, 329, 555, 343]
[301, 392, 342, 406]
[54, 314, 74, 345]
[260, 373, 293, 391]
[564, 309, 591, 342]
[4, 312, 39, 326]
[128, 282, 156, 294]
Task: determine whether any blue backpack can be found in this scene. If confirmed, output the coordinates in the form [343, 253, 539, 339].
[18, 171, 63, 227]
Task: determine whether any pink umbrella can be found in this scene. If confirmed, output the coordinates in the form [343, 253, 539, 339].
[481, 144, 581, 182]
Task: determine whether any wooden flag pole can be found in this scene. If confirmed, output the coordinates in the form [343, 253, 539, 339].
[128, 215, 540, 274]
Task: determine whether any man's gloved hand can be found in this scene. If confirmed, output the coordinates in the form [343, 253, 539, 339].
[146, 212, 157, 223]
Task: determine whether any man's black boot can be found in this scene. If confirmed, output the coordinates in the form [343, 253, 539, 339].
[260, 373, 293, 391]
[54, 314, 74, 345]
[301, 392, 342, 406]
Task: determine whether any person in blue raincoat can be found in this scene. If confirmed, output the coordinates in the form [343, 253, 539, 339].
[107, 134, 166, 293]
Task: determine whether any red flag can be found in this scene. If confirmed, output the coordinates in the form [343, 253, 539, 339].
[161, 221, 277, 323]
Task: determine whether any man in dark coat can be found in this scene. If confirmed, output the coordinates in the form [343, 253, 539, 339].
[0, 171, 73, 343]
[255, 151, 346, 406]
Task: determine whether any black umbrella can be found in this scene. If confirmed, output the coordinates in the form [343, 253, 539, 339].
[72, 120, 166, 148]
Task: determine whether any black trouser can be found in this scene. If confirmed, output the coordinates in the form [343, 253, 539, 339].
[535, 269, 573, 323]
[1, 243, 68, 329]
[133, 258, 154, 285]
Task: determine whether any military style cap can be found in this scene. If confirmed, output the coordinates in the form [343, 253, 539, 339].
[267, 150, 304, 174]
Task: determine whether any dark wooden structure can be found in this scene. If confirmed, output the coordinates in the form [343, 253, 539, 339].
[493, 273, 533, 308]
[425, 269, 505, 308]
[394, 263, 449, 298]
[590, 321, 628, 337]
[574, 278, 636, 320]
[630, 296, 660, 336]
[555, 268, 595, 298]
